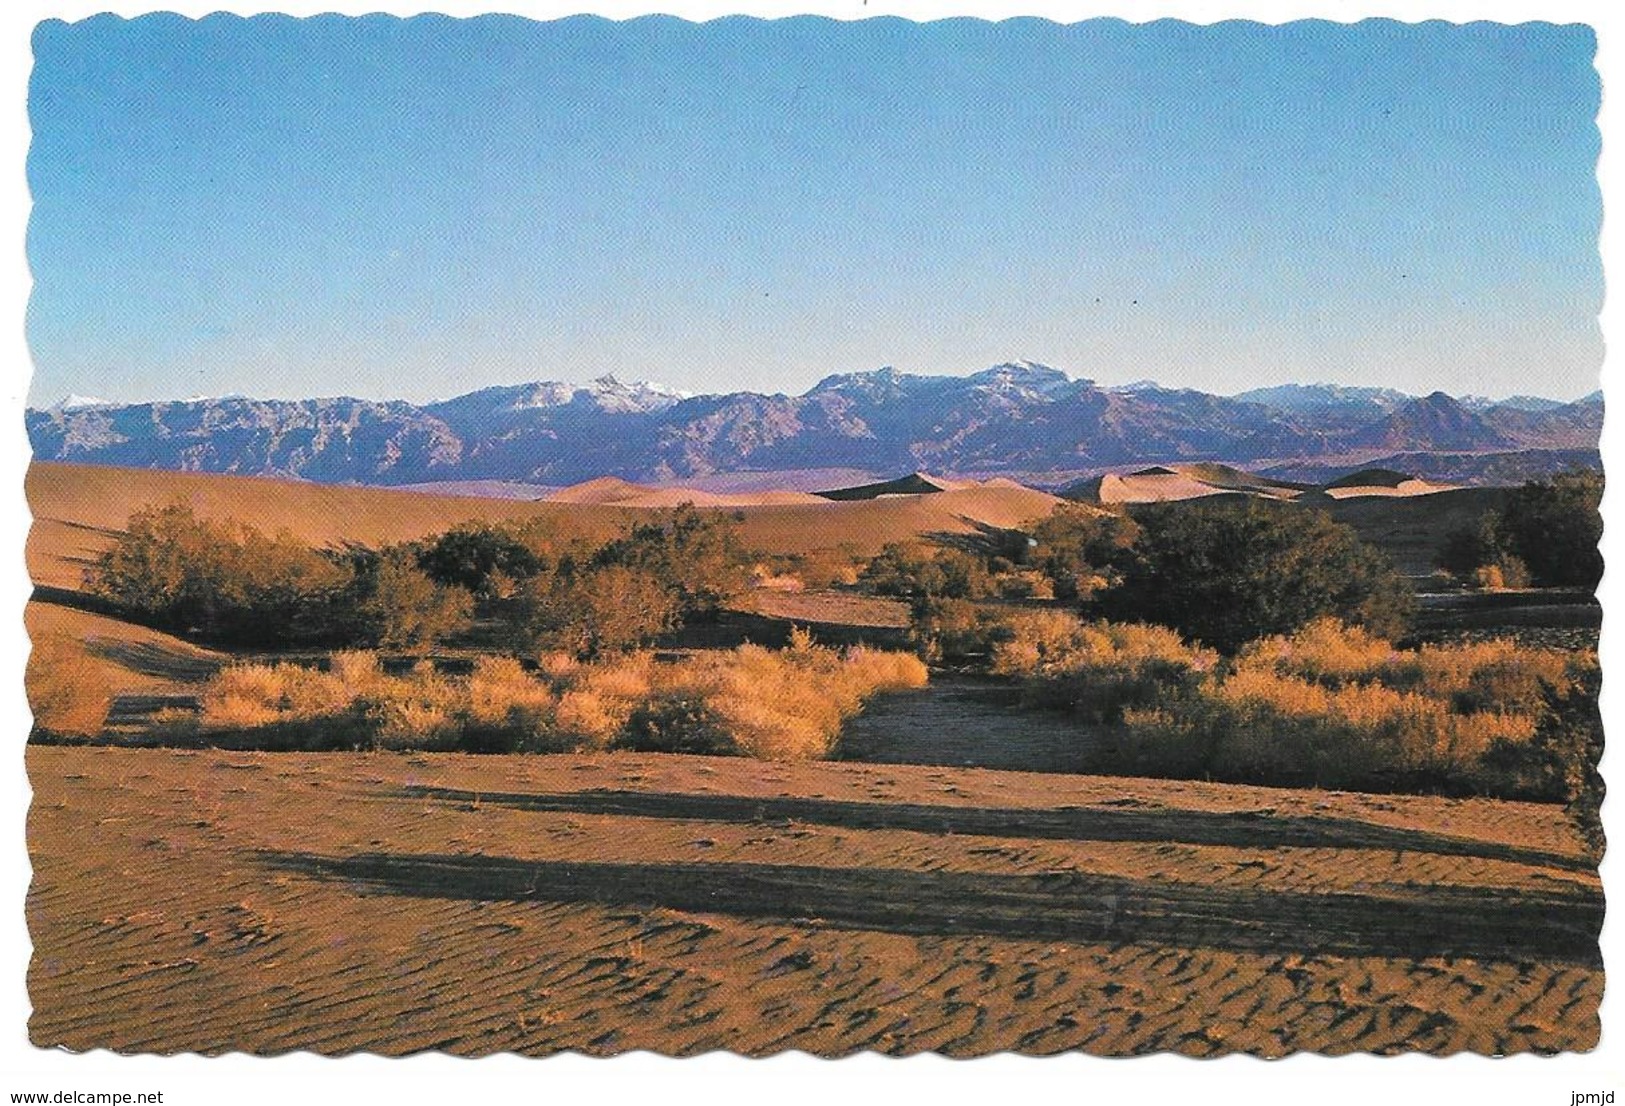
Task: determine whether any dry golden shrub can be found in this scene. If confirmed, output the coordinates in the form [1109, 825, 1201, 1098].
[1235, 617, 1397, 687]
[189, 639, 925, 759]
[553, 688, 635, 748]
[844, 646, 930, 694]
[535, 651, 582, 683]
[366, 664, 462, 751]
[989, 610, 1213, 722]
[26, 636, 112, 738]
[990, 611, 1212, 679]
[990, 615, 1584, 794]
[465, 655, 556, 730]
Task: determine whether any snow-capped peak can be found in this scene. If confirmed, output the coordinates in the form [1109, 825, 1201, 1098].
[51, 394, 112, 411]
[968, 361, 1074, 395]
[497, 375, 690, 414]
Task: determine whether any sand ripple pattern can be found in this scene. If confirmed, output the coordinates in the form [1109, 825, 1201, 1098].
[28, 748, 1600, 1057]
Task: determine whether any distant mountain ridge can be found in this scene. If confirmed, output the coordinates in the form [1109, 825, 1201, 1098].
[27, 363, 1601, 489]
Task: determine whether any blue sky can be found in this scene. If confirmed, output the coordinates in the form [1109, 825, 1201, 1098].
[26, 15, 1601, 405]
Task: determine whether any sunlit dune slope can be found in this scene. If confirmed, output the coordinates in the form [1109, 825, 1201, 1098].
[26, 462, 1068, 592]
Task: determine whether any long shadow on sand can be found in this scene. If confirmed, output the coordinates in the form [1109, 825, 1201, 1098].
[264, 850, 1602, 965]
[398, 785, 1594, 874]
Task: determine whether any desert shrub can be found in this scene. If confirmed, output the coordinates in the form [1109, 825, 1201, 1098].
[995, 571, 1055, 600]
[756, 545, 865, 590]
[980, 613, 1595, 797]
[859, 542, 997, 601]
[1411, 638, 1580, 716]
[199, 652, 564, 752]
[26, 637, 112, 739]
[548, 652, 656, 747]
[519, 564, 679, 659]
[460, 655, 562, 753]
[1498, 469, 1604, 589]
[989, 611, 1215, 722]
[415, 523, 546, 598]
[1438, 510, 1535, 591]
[622, 693, 734, 755]
[345, 548, 475, 652]
[92, 503, 479, 651]
[593, 504, 750, 620]
[1477, 669, 1604, 855]
[1027, 504, 1141, 600]
[1100, 499, 1414, 652]
[1115, 667, 1540, 792]
[615, 637, 926, 760]
[1437, 470, 1604, 591]
[187, 638, 924, 760]
[1473, 556, 1531, 591]
[1238, 620, 1582, 715]
[1437, 510, 1508, 581]
[197, 661, 375, 749]
[907, 597, 1008, 663]
[91, 502, 351, 645]
[364, 662, 463, 751]
[1234, 618, 1398, 688]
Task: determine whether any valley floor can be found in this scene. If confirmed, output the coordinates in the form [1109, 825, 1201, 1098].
[27, 745, 1600, 1057]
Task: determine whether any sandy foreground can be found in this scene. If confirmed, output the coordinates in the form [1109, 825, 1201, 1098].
[27, 746, 1600, 1057]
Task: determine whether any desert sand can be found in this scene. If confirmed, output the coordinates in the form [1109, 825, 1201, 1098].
[25, 462, 1065, 585]
[23, 461, 1601, 1058]
[27, 745, 1599, 1057]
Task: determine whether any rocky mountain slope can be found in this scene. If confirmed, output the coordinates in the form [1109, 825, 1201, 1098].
[28, 363, 1601, 487]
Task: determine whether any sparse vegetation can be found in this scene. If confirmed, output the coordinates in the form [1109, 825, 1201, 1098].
[183, 633, 926, 760]
[988, 611, 1215, 722]
[26, 636, 113, 738]
[89, 501, 754, 658]
[984, 612, 1592, 797]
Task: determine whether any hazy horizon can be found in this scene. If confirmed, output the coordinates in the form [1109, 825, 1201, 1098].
[27, 359, 1602, 410]
[27, 16, 1602, 407]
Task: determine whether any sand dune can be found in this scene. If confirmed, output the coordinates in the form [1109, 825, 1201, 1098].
[1322, 479, 1457, 500]
[1091, 471, 1238, 504]
[610, 488, 830, 508]
[27, 746, 1600, 1056]
[544, 476, 655, 504]
[26, 462, 1067, 591]
[1073, 463, 1458, 506]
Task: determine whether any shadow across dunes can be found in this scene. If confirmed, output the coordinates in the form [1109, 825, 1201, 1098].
[264, 850, 1602, 965]
[399, 786, 1594, 874]
[85, 637, 221, 682]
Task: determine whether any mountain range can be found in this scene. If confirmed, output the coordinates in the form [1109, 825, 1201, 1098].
[27, 362, 1603, 489]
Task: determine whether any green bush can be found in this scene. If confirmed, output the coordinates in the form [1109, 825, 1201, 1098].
[519, 564, 680, 659]
[415, 522, 546, 598]
[1498, 469, 1603, 589]
[347, 548, 475, 652]
[593, 504, 749, 620]
[1437, 470, 1603, 591]
[89, 501, 351, 646]
[859, 541, 996, 601]
[1100, 500, 1413, 652]
[1027, 504, 1140, 599]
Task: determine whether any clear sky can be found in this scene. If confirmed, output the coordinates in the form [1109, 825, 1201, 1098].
[26, 15, 1601, 406]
